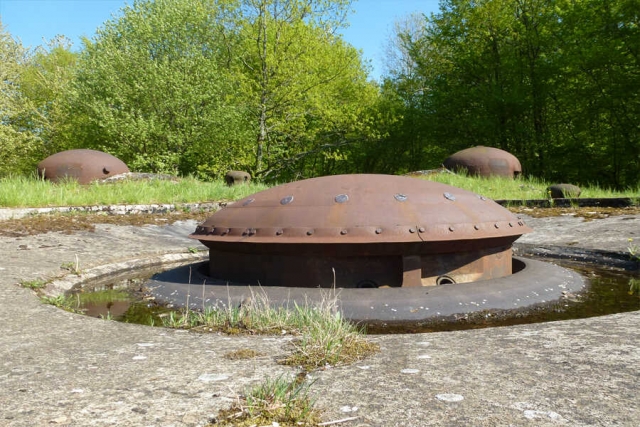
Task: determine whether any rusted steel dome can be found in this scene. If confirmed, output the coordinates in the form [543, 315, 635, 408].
[443, 146, 522, 178]
[38, 149, 130, 184]
[191, 174, 531, 288]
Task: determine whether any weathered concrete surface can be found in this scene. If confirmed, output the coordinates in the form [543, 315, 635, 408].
[0, 202, 222, 221]
[0, 214, 638, 426]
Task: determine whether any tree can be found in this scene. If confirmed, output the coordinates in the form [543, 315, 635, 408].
[552, 0, 639, 187]
[381, 0, 638, 188]
[72, 0, 253, 177]
[0, 20, 41, 176]
[17, 36, 78, 155]
[69, 0, 375, 180]
[226, 0, 377, 180]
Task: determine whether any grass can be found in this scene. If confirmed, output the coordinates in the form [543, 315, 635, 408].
[628, 239, 640, 262]
[163, 291, 379, 370]
[0, 174, 268, 208]
[1, 172, 638, 211]
[224, 348, 264, 360]
[60, 254, 82, 275]
[20, 278, 47, 289]
[210, 374, 321, 427]
[420, 171, 640, 201]
[3, 171, 640, 210]
[40, 294, 79, 311]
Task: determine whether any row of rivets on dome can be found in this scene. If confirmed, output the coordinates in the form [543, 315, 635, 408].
[193, 220, 527, 237]
[238, 191, 494, 206]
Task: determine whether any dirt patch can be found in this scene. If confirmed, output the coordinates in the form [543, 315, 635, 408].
[0, 211, 210, 237]
[1, 205, 637, 237]
[508, 206, 640, 220]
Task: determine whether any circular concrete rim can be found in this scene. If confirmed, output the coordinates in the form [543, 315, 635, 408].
[145, 256, 586, 322]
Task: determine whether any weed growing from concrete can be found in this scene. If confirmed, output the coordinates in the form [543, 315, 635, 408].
[210, 374, 320, 427]
[163, 292, 379, 369]
[40, 295, 78, 311]
[280, 306, 379, 370]
[223, 349, 264, 360]
[629, 278, 640, 296]
[100, 312, 114, 321]
[20, 279, 47, 289]
[60, 255, 82, 275]
[627, 238, 639, 262]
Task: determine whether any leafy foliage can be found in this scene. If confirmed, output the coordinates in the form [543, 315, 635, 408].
[2, 0, 638, 188]
[71, 0, 254, 177]
[0, 21, 42, 176]
[226, 0, 377, 181]
[65, 0, 376, 181]
[379, 0, 639, 188]
[18, 36, 79, 155]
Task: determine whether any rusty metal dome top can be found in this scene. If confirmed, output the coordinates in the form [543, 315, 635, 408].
[443, 146, 522, 178]
[38, 149, 130, 184]
[191, 174, 531, 244]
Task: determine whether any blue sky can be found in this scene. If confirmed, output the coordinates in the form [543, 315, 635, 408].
[0, 0, 440, 80]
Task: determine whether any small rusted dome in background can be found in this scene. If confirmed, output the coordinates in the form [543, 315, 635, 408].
[443, 146, 522, 178]
[191, 174, 531, 288]
[547, 184, 581, 199]
[38, 149, 130, 184]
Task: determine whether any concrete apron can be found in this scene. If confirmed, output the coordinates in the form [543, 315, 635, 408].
[143, 257, 585, 322]
[0, 215, 638, 426]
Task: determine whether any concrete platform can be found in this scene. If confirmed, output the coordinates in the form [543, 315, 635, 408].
[0, 212, 638, 426]
[144, 257, 585, 322]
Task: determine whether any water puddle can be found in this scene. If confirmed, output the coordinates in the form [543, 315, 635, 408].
[70, 259, 639, 333]
[368, 265, 639, 334]
[70, 279, 173, 326]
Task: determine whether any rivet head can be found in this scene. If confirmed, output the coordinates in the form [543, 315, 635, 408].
[494, 223, 499, 229]
[242, 198, 255, 206]
[276, 229, 283, 235]
[409, 228, 416, 233]
[335, 194, 349, 203]
[448, 226, 455, 232]
[418, 227, 425, 233]
[340, 229, 348, 235]
[280, 195, 294, 205]
[394, 193, 407, 202]
[375, 228, 383, 234]
[306, 230, 314, 236]
[509, 222, 513, 227]
[443, 192, 456, 201]
[474, 225, 479, 230]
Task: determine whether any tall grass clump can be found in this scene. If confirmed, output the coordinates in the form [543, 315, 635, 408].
[163, 291, 378, 370]
[211, 374, 321, 426]
[0, 174, 269, 208]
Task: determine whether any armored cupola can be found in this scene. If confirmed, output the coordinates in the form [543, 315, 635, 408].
[191, 174, 531, 288]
